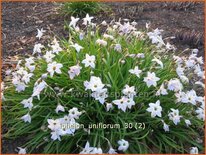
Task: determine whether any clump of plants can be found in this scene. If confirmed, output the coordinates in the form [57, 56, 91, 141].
[2, 15, 205, 154]
[60, 2, 104, 17]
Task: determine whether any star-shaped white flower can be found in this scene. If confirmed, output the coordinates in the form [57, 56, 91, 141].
[83, 14, 94, 25]
[70, 43, 83, 53]
[113, 97, 128, 112]
[55, 104, 65, 114]
[82, 54, 96, 68]
[68, 64, 82, 79]
[69, 16, 79, 28]
[21, 97, 33, 110]
[47, 119, 61, 131]
[144, 72, 160, 87]
[43, 51, 55, 63]
[33, 43, 44, 55]
[36, 28, 46, 40]
[117, 139, 129, 152]
[84, 76, 105, 92]
[47, 61, 63, 77]
[146, 100, 162, 118]
[21, 113, 31, 123]
[129, 66, 142, 78]
[168, 109, 182, 125]
[17, 147, 26, 154]
[122, 84, 136, 98]
[69, 107, 82, 119]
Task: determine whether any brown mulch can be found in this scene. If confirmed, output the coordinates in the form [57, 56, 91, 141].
[1, 2, 204, 153]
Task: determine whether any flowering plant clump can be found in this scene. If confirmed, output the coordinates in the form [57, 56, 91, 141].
[2, 14, 205, 154]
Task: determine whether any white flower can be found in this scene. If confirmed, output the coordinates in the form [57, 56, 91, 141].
[80, 141, 94, 154]
[70, 43, 83, 53]
[55, 104, 65, 113]
[21, 113, 31, 123]
[79, 32, 84, 40]
[185, 59, 196, 68]
[144, 72, 160, 87]
[101, 20, 107, 26]
[196, 56, 203, 64]
[195, 108, 205, 120]
[175, 91, 187, 103]
[69, 16, 79, 28]
[25, 57, 34, 67]
[47, 119, 61, 131]
[5, 69, 12, 75]
[179, 75, 189, 83]
[194, 65, 205, 79]
[82, 54, 96, 68]
[106, 103, 113, 111]
[137, 53, 145, 58]
[103, 34, 114, 40]
[113, 97, 128, 112]
[114, 44, 122, 52]
[119, 22, 135, 34]
[129, 66, 142, 78]
[167, 78, 183, 92]
[90, 148, 103, 154]
[146, 100, 162, 118]
[190, 147, 198, 154]
[176, 66, 185, 77]
[21, 97, 33, 110]
[91, 88, 108, 104]
[15, 82, 27, 92]
[152, 57, 164, 69]
[161, 120, 170, 132]
[156, 83, 168, 96]
[125, 97, 135, 109]
[185, 119, 191, 127]
[96, 39, 107, 46]
[51, 129, 62, 141]
[36, 28, 45, 39]
[117, 139, 129, 152]
[68, 64, 82, 79]
[165, 42, 175, 50]
[185, 90, 197, 105]
[168, 109, 182, 125]
[22, 72, 33, 84]
[33, 43, 44, 55]
[84, 76, 105, 92]
[83, 14, 94, 25]
[69, 107, 82, 119]
[147, 28, 165, 46]
[60, 117, 79, 135]
[146, 22, 150, 29]
[122, 84, 136, 98]
[108, 147, 117, 154]
[28, 65, 35, 72]
[47, 61, 63, 77]
[43, 51, 55, 63]
[51, 38, 62, 54]
[32, 80, 47, 100]
[17, 147, 26, 154]
[131, 21, 137, 26]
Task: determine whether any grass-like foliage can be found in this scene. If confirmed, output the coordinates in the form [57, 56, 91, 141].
[60, 2, 104, 16]
[2, 15, 205, 154]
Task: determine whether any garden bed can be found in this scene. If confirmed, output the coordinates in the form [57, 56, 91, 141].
[1, 2, 205, 154]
